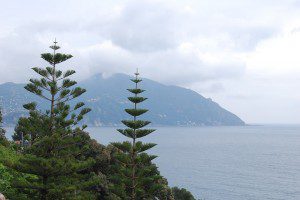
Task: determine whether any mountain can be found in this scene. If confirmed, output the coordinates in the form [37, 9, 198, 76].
[0, 73, 245, 126]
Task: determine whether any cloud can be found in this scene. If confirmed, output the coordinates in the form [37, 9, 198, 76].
[0, 0, 300, 123]
[0, 0, 272, 84]
[247, 26, 300, 76]
[72, 39, 246, 86]
[0, 28, 44, 83]
[107, 0, 184, 53]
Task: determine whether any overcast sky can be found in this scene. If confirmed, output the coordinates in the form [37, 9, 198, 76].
[0, 0, 300, 124]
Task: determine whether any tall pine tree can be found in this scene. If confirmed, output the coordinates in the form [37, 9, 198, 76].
[2, 40, 101, 199]
[111, 70, 172, 200]
[23, 39, 90, 134]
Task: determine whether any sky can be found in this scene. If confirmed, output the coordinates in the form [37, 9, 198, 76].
[0, 0, 300, 124]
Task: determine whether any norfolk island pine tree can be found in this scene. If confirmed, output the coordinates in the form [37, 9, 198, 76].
[110, 70, 174, 200]
[2, 40, 103, 200]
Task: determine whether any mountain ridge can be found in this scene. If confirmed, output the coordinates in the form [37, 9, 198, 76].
[0, 73, 245, 126]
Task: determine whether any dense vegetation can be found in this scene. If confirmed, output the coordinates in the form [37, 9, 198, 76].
[0, 42, 196, 200]
[171, 187, 196, 200]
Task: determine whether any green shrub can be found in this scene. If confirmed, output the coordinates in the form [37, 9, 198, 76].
[172, 187, 196, 200]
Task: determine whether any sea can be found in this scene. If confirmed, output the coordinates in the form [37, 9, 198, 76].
[4, 125, 300, 200]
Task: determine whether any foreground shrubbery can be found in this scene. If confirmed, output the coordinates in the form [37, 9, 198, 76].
[0, 42, 196, 200]
[0, 146, 29, 200]
[172, 187, 196, 200]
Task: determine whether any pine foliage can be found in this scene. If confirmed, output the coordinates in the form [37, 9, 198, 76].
[2, 41, 101, 199]
[23, 40, 90, 134]
[111, 70, 173, 200]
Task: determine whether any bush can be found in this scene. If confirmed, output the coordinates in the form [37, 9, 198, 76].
[172, 187, 196, 200]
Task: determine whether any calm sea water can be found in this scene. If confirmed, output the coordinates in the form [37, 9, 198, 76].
[5, 125, 300, 200]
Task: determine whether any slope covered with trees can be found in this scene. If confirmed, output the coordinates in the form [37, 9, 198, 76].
[0, 74, 245, 126]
